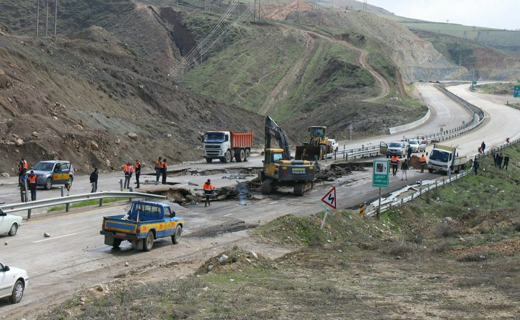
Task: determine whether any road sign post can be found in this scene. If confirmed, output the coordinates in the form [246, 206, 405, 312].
[372, 160, 390, 220]
[320, 187, 336, 229]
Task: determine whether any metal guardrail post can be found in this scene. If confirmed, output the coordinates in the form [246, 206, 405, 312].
[61, 186, 64, 197]
[66, 203, 70, 212]
[119, 179, 123, 191]
[99, 199, 103, 207]
[28, 209, 31, 219]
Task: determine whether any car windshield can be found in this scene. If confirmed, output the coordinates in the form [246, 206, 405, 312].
[430, 150, 449, 162]
[409, 141, 418, 145]
[389, 143, 402, 148]
[204, 132, 225, 143]
[32, 162, 55, 171]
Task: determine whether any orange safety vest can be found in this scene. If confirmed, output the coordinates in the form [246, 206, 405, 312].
[161, 162, 167, 168]
[419, 156, 426, 163]
[123, 165, 134, 172]
[28, 174, 37, 183]
[155, 160, 160, 167]
[18, 161, 28, 171]
[391, 157, 399, 164]
[203, 183, 214, 191]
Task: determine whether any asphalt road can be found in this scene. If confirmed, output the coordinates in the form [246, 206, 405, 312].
[1, 83, 519, 318]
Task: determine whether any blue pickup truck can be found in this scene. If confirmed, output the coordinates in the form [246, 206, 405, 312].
[100, 201, 184, 251]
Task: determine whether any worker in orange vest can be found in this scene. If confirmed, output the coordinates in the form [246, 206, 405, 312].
[155, 157, 162, 185]
[390, 156, 399, 176]
[135, 159, 142, 189]
[18, 158, 28, 180]
[28, 170, 38, 201]
[123, 162, 134, 189]
[203, 179, 214, 207]
[419, 154, 427, 173]
[161, 159, 168, 185]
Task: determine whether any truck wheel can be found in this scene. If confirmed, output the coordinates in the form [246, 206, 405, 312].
[235, 149, 243, 162]
[8, 223, 18, 236]
[112, 239, 122, 248]
[244, 149, 250, 161]
[428, 168, 433, 173]
[9, 280, 24, 304]
[143, 231, 154, 252]
[205, 158, 213, 163]
[172, 226, 182, 244]
[221, 150, 231, 163]
[44, 178, 52, 190]
[239, 149, 246, 162]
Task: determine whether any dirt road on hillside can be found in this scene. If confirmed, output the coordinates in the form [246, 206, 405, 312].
[259, 30, 315, 116]
[305, 30, 390, 102]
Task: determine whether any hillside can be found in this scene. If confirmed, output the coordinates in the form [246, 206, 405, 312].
[0, 0, 265, 174]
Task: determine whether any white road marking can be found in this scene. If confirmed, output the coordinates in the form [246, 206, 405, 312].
[32, 233, 78, 243]
[269, 201, 278, 204]
[223, 213, 233, 217]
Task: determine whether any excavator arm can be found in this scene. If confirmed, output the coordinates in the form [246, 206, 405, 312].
[265, 116, 291, 160]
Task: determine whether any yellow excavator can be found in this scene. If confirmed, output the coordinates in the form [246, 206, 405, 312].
[295, 126, 333, 161]
[261, 116, 315, 196]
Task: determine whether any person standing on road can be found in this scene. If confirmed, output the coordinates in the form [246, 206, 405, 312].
[161, 159, 167, 185]
[19, 171, 29, 202]
[390, 156, 399, 176]
[419, 154, 427, 173]
[135, 159, 142, 189]
[203, 179, 214, 207]
[123, 162, 134, 189]
[401, 160, 409, 181]
[18, 158, 28, 181]
[407, 146, 413, 160]
[28, 170, 37, 201]
[90, 168, 99, 193]
[481, 141, 486, 154]
[473, 158, 480, 175]
[503, 155, 510, 170]
[155, 157, 162, 185]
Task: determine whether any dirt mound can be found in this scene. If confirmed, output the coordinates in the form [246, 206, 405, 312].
[72, 26, 120, 44]
[196, 247, 275, 275]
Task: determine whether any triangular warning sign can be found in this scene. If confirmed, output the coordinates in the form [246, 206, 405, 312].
[321, 187, 337, 210]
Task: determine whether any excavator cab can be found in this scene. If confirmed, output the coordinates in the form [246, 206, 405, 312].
[295, 126, 330, 161]
[263, 148, 284, 177]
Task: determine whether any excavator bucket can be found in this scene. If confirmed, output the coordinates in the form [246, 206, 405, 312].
[295, 145, 324, 161]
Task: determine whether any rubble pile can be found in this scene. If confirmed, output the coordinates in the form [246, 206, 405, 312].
[315, 163, 366, 181]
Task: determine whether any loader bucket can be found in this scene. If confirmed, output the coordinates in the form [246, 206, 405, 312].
[295, 145, 324, 161]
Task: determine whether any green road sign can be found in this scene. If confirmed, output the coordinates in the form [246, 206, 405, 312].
[473, 81, 477, 85]
[372, 160, 389, 188]
[514, 86, 520, 98]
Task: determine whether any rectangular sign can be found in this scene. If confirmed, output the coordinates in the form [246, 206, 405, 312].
[372, 160, 389, 188]
[514, 85, 520, 98]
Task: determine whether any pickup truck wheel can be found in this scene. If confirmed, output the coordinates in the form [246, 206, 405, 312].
[9, 280, 24, 304]
[205, 158, 213, 163]
[112, 239, 122, 248]
[428, 168, 433, 173]
[244, 149, 250, 161]
[44, 178, 52, 190]
[172, 227, 182, 244]
[8, 223, 18, 236]
[143, 232, 154, 252]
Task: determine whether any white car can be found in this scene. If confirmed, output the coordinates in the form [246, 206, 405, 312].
[0, 210, 22, 236]
[0, 262, 29, 304]
[408, 139, 420, 152]
[328, 139, 339, 152]
[418, 139, 428, 152]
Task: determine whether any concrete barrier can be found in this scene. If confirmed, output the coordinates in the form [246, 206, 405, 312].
[388, 107, 431, 134]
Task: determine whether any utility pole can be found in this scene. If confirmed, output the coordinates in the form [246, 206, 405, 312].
[45, 0, 49, 36]
[36, 0, 40, 37]
[253, 0, 256, 22]
[54, 0, 57, 36]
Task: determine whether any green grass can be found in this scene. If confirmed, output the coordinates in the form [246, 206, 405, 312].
[47, 197, 128, 212]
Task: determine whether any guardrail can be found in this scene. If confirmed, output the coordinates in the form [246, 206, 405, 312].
[365, 137, 519, 217]
[0, 191, 166, 218]
[388, 107, 431, 134]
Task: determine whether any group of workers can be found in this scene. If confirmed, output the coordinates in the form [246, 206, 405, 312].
[389, 152, 428, 180]
[18, 158, 37, 202]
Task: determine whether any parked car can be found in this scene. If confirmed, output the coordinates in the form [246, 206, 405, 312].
[418, 139, 428, 152]
[328, 139, 339, 152]
[387, 141, 407, 158]
[31, 160, 74, 190]
[0, 209, 22, 236]
[408, 139, 420, 152]
[0, 261, 29, 304]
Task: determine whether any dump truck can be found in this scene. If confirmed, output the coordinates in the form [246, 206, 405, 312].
[203, 130, 253, 163]
[428, 144, 468, 174]
[100, 201, 184, 252]
[261, 116, 315, 196]
[295, 126, 334, 161]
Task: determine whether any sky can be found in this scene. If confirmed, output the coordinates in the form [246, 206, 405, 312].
[366, 0, 519, 30]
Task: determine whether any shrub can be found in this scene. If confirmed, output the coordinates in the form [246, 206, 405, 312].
[434, 222, 457, 238]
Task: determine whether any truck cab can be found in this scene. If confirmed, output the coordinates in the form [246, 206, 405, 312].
[428, 145, 467, 174]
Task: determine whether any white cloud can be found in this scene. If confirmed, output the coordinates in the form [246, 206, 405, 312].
[368, 0, 519, 30]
